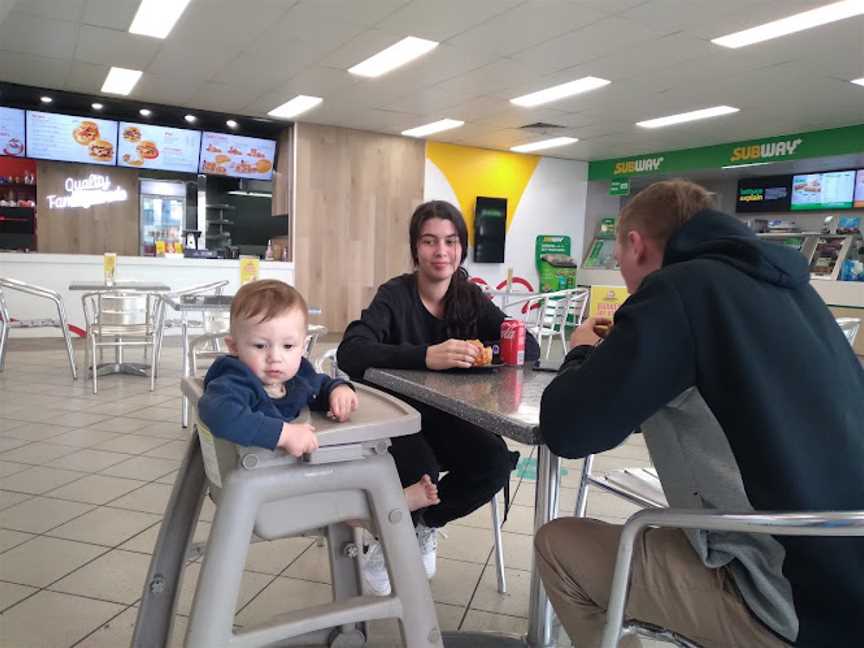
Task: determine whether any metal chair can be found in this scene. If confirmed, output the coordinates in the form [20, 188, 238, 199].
[81, 291, 160, 393]
[836, 317, 860, 346]
[504, 288, 588, 359]
[315, 349, 511, 594]
[0, 278, 77, 379]
[601, 508, 864, 648]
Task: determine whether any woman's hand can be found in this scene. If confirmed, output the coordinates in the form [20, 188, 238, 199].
[277, 422, 318, 457]
[569, 317, 613, 348]
[425, 339, 480, 370]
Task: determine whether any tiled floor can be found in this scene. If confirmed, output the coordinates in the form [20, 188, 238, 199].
[0, 337, 659, 648]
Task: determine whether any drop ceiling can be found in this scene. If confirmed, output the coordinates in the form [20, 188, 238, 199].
[0, 0, 862, 160]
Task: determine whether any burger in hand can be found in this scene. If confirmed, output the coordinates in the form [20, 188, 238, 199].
[136, 140, 159, 159]
[88, 139, 114, 161]
[467, 339, 493, 367]
[73, 121, 100, 145]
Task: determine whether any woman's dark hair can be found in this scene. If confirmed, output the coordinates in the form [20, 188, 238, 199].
[409, 200, 487, 338]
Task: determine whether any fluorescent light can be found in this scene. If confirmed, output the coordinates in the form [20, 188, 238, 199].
[349, 36, 438, 78]
[401, 119, 464, 138]
[226, 119, 238, 129]
[184, 114, 197, 123]
[721, 161, 774, 170]
[129, 0, 192, 39]
[510, 137, 578, 153]
[712, 0, 864, 48]
[510, 77, 611, 107]
[267, 95, 323, 119]
[139, 108, 152, 117]
[91, 102, 104, 110]
[637, 105, 739, 128]
[227, 190, 272, 198]
[852, 77, 864, 87]
[101, 67, 142, 95]
[40, 96, 52, 104]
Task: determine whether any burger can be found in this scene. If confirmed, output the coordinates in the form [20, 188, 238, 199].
[136, 140, 159, 159]
[256, 159, 272, 173]
[123, 126, 141, 142]
[88, 139, 114, 161]
[467, 339, 493, 367]
[73, 121, 100, 145]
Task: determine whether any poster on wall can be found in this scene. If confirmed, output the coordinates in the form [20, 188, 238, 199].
[0, 107, 25, 157]
[118, 122, 201, 173]
[26, 110, 118, 166]
[199, 132, 276, 180]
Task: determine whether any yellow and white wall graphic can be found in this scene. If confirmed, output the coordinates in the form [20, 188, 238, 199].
[424, 141, 588, 291]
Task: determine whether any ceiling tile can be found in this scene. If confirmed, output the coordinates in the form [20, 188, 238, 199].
[375, 0, 524, 41]
[0, 11, 80, 59]
[0, 51, 72, 88]
[12, 0, 85, 21]
[82, 0, 138, 30]
[291, 0, 410, 27]
[63, 60, 110, 94]
[75, 25, 162, 69]
[128, 73, 200, 107]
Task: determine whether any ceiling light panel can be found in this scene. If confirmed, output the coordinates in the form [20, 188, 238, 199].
[510, 137, 578, 153]
[636, 106, 740, 129]
[510, 77, 611, 107]
[402, 119, 464, 138]
[349, 36, 439, 78]
[267, 95, 323, 119]
[101, 67, 143, 95]
[129, 0, 192, 39]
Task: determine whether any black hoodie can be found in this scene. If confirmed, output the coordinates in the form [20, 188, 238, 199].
[541, 209, 864, 646]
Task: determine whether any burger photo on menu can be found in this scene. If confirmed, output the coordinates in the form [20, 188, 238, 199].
[136, 140, 159, 159]
[73, 121, 100, 145]
[123, 126, 141, 142]
[89, 139, 114, 162]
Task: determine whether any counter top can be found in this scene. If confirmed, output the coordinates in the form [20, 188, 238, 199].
[364, 365, 555, 445]
[0, 252, 294, 270]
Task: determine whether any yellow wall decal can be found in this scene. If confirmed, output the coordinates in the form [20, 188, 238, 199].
[426, 142, 540, 243]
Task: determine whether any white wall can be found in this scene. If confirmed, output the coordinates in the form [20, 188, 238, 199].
[425, 156, 588, 291]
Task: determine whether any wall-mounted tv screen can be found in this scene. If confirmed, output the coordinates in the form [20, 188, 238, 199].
[199, 132, 276, 180]
[0, 107, 25, 157]
[854, 169, 864, 209]
[117, 122, 201, 173]
[735, 175, 792, 213]
[26, 110, 118, 166]
[791, 170, 855, 210]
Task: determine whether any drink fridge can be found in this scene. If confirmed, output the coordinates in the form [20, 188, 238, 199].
[139, 179, 186, 256]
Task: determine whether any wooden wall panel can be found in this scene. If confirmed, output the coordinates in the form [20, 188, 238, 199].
[294, 123, 425, 332]
[36, 161, 140, 255]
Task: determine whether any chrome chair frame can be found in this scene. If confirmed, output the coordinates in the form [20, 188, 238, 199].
[601, 508, 864, 648]
[0, 278, 78, 379]
[836, 317, 860, 346]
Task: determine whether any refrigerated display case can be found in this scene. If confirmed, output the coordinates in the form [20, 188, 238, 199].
[140, 179, 186, 256]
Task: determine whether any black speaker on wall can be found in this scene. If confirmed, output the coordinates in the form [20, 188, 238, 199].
[474, 196, 506, 263]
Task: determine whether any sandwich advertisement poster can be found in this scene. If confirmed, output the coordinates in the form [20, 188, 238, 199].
[118, 122, 201, 173]
[26, 110, 117, 166]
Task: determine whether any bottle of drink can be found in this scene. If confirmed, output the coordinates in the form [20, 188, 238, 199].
[264, 239, 274, 261]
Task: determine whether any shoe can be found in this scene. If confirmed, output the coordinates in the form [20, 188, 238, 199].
[416, 523, 438, 579]
[360, 539, 391, 596]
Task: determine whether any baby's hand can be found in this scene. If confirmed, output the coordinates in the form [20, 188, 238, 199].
[277, 421, 318, 457]
[329, 385, 358, 422]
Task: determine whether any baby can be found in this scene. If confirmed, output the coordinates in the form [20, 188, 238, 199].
[198, 280, 438, 512]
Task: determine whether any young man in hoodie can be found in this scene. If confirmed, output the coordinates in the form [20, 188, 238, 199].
[535, 180, 864, 647]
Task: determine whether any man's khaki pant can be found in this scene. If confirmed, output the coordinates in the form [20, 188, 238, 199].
[534, 517, 790, 648]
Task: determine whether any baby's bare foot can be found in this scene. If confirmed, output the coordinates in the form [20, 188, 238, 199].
[404, 474, 440, 511]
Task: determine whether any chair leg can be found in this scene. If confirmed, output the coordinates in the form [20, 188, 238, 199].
[573, 454, 594, 518]
[56, 300, 77, 380]
[0, 321, 8, 371]
[490, 494, 507, 594]
[149, 340, 157, 392]
[90, 335, 98, 394]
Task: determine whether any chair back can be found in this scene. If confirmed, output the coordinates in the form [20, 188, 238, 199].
[836, 317, 861, 346]
[83, 291, 159, 338]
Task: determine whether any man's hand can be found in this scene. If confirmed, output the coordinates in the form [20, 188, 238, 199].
[569, 317, 613, 348]
[277, 422, 318, 457]
[328, 385, 358, 422]
[425, 338, 480, 370]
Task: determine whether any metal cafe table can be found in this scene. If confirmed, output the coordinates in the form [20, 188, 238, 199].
[69, 280, 170, 377]
[365, 365, 561, 648]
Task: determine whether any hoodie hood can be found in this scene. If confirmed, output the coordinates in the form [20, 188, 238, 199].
[663, 209, 810, 288]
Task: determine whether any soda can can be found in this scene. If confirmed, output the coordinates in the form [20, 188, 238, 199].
[500, 319, 526, 366]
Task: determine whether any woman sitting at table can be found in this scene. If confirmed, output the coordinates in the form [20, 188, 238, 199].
[337, 200, 540, 595]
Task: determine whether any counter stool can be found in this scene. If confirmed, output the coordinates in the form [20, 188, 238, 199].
[133, 377, 442, 648]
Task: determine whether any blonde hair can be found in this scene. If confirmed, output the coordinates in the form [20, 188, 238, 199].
[230, 280, 307, 333]
[618, 179, 715, 246]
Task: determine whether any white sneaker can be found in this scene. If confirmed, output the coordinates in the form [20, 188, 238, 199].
[360, 539, 391, 596]
[416, 523, 438, 579]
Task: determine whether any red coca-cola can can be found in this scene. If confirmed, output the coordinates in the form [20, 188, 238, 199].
[500, 319, 526, 366]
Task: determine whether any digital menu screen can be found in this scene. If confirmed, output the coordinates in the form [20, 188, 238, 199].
[0, 107, 25, 157]
[118, 122, 201, 173]
[791, 170, 855, 210]
[854, 169, 864, 209]
[199, 132, 276, 180]
[26, 110, 117, 166]
[735, 175, 792, 213]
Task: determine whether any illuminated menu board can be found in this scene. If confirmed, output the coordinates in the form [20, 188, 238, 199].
[199, 132, 276, 180]
[791, 170, 855, 210]
[118, 122, 201, 173]
[26, 110, 118, 166]
[854, 169, 864, 209]
[0, 107, 25, 157]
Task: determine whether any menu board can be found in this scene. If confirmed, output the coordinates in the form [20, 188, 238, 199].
[735, 175, 792, 213]
[0, 107, 25, 157]
[118, 122, 201, 173]
[791, 170, 855, 210]
[199, 132, 276, 180]
[26, 110, 117, 166]
[854, 169, 864, 209]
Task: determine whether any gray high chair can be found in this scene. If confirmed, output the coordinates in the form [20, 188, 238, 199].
[132, 377, 443, 648]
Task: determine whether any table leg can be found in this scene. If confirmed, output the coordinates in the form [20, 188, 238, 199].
[526, 445, 561, 647]
[131, 434, 206, 647]
[181, 318, 190, 428]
